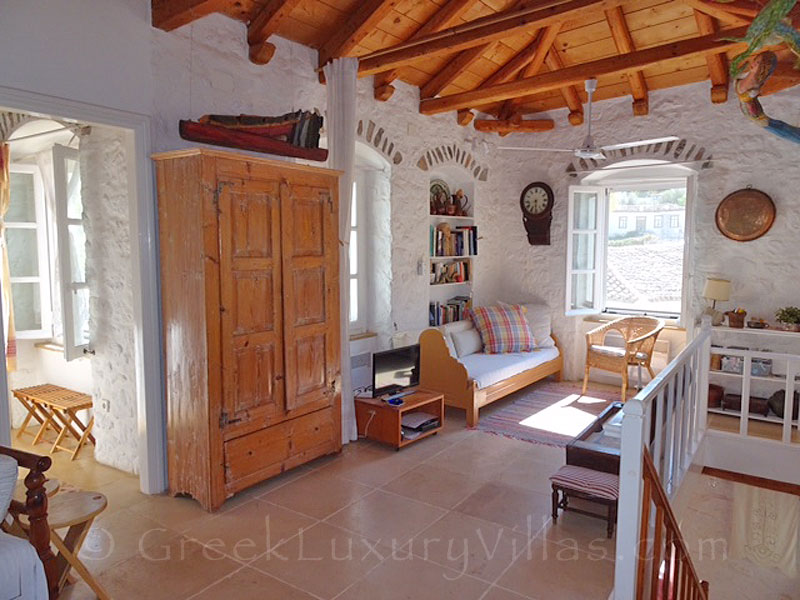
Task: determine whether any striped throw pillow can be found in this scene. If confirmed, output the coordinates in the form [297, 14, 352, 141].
[469, 305, 536, 354]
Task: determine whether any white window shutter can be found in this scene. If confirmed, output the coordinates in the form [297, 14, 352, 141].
[565, 185, 606, 315]
[52, 144, 90, 361]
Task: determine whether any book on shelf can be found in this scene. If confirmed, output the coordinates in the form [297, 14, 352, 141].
[429, 295, 472, 326]
[430, 259, 470, 285]
[429, 224, 478, 257]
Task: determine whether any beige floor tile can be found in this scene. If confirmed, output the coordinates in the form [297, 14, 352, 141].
[92, 475, 148, 514]
[183, 498, 315, 561]
[433, 435, 527, 480]
[498, 538, 614, 600]
[337, 554, 490, 600]
[262, 469, 373, 519]
[481, 586, 533, 600]
[538, 510, 616, 560]
[325, 489, 446, 547]
[454, 482, 552, 536]
[250, 521, 386, 599]
[382, 463, 487, 509]
[492, 451, 564, 494]
[317, 445, 417, 487]
[88, 536, 241, 600]
[191, 565, 317, 599]
[78, 507, 181, 574]
[411, 512, 529, 582]
[127, 493, 212, 533]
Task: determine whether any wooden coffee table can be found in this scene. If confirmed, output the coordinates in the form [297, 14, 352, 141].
[355, 389, 444, 450]
[566, 402, 624, 475]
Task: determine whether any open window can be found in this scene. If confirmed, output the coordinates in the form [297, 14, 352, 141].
[566, 166, 691, 321]
[348, 177, 367, 334]
[53, 144, 89, 361]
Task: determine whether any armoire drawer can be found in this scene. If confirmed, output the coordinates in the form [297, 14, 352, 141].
[223, 406, 339, 494]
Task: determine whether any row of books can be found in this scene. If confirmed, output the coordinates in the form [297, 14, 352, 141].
[429, 296, 472, 326]
[430, 260, 471, 285]
[430, 225, 478, 257]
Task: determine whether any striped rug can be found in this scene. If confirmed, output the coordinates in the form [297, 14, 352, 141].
[476, 380, 620, 447]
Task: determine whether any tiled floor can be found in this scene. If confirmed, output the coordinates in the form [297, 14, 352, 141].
[12, 400, 617, 600]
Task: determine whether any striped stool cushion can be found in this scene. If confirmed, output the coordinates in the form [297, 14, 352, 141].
[549, 465, 619, 501]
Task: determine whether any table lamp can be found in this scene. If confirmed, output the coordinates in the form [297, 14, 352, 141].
[702, 277, 730, 325]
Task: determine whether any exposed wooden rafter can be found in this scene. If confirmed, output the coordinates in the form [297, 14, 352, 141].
[247, 0, 303, 64]
[419, 26, 748, 114]
[357, 0, 629, 77]
[474, 116, 555, 132]
[679, 0, 751, 26]
[694, 11, 729, 103]
[605, 6, 649, 115]
[373, 0, 479, 100]
[544, 51, 585, 125]
[151, 0, 225, 31]
[318, 0, 399, 69]
[457, 109, 475, 126]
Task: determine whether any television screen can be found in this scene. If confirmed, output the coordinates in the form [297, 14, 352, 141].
[372, 344, 420, 397]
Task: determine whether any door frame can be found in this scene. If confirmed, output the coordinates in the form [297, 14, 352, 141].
[0, 84, 167, 494]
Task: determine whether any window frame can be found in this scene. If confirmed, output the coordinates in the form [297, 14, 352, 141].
[670, 214, 680, 228]
[654, 215, 663, 228]
[566, 176, 691, 321]
[348, 173, 368, 335]
[618, 216, 627, 229]
[6, 163, 53, 339]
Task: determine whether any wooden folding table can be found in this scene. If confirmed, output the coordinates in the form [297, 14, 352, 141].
[12, 384, 96, 460]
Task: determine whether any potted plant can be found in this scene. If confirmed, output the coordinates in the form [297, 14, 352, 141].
[775, 306, 800, 331]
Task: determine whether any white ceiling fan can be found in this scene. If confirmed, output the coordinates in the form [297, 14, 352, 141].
[499, 79, 679, 160]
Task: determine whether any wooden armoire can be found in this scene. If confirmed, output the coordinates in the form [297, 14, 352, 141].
[154, 148, 342, 511]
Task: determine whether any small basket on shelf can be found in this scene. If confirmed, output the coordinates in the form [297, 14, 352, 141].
[725, 309, 747, 328]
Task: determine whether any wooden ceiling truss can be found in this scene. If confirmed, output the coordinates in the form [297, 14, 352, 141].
[151, 0, 800, 135]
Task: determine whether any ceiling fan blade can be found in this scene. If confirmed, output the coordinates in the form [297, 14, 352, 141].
[600, 136, 680, 152]
[498, 146, 575, 152]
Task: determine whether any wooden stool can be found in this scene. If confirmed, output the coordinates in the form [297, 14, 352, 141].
[19, 489, 110, 599]
[13, 385, 95, 460]
[549, 465, 619, 538]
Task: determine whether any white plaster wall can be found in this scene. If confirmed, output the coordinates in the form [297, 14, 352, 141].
[81, 127, 139, 473]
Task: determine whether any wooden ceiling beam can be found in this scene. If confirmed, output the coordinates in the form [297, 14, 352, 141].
[151, 0, 225, 31]
[679, 0, 751, 26]
[419, 26, 748, 114]
[357, 0, 629, 77]
[497, 24, 560, 119]
[318, 0, 399, 68]
[474, 117, 555, 132]
[605, 6, 649, 115]
[694, 11, 729, 103]
[543, 51, 584, 125]
[247, 0, 303, 64]
[374, 0, 480, 100]
[481, 31, 544, 87]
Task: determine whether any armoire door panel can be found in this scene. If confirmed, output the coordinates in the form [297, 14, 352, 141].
[218, 177, 285, 431]
[281, 181, 341, 414]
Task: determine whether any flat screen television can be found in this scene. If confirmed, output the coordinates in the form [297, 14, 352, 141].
[372, 344, 420, 397]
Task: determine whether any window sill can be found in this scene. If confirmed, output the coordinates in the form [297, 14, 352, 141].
[349, 331, 377, 342]
[583, 313, 685, 331]
[34, 341, 64, 353]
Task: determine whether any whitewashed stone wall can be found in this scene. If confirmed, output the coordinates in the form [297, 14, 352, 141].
[81, 127, 138, 473]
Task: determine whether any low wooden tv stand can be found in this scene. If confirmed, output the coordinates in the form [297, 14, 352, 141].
[355, 389, 444, 450]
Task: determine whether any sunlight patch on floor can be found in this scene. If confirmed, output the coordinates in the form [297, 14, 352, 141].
[517, 394, 608, 436]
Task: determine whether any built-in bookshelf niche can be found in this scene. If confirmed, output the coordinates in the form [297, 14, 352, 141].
[428, 166, 477, 327]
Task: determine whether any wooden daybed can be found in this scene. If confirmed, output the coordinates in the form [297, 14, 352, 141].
[420, 311, 563, 427]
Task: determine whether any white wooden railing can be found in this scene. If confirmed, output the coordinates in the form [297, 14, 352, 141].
[613, 318, 712, 598]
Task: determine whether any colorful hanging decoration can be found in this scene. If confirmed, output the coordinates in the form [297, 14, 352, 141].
[736, 51, 800, 144]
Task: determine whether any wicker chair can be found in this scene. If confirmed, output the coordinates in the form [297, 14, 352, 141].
[582, 316, 665, 401]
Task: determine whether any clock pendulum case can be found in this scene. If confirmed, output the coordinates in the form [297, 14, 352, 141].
[520, 182, 554, 245]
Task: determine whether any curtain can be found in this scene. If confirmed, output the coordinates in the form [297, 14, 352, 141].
[323, 57, 358, 444]
[0, 144, 16, 371]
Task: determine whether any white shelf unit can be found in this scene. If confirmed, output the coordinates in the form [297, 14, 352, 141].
[428, 168, 477, 327]
[707, 326, 800, 444]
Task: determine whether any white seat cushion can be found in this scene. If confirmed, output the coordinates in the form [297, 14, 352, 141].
[590, 345, 648, 361]
[0, 455, 17, 519]
[451, 327, 483, 357]
[520, 303, 556, 348]
[457, 347, 560, 389]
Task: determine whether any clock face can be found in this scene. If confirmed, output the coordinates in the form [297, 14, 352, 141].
[522, 184, 552, 215]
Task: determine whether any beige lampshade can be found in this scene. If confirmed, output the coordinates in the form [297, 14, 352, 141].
[702, 277, 731, 302]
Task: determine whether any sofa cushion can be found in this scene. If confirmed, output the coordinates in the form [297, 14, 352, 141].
[458, 347, 560, 389]
[549, 465, 619, 500]
[590, 345, 648, 360]
[451, 327, 483, 357]
[470, 305, 535, 354]
[0, 532, 49, 600]
[504, 302, 556, 348]
[0, 455, 17, 520]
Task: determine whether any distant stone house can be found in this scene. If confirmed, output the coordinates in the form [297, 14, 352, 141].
[608, 204, 684, 240]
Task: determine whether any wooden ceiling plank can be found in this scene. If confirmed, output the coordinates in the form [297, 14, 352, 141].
[679, 0, 750, 26]
[694, 10, 729, 102]
[605, 6, 649, 114]
[419, 25, 748, 114]
[357, 0, 631, 76]
[421, 44, 492, 98]
[318, 0, 400, 68]
[481, 29, 544, 86]
[151, 0, 226, 31]
[246, 0, 304, 64]
[498, 24, 560, 119]
[374, 0, 481, 99]
[543, 51, 585, 124]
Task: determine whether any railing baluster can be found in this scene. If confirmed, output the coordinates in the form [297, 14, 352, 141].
[653, 389, 666, 478]
[663, 379, 676, 493]
[783, 360, 797, 445]
[650, 505, 664, 600]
